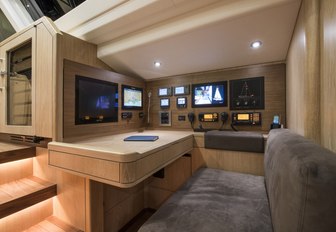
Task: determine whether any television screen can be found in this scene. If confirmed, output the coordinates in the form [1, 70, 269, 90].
[192, 81, 228, 108]
[122, 85, 143, 110]
[75, 75, 118, 124]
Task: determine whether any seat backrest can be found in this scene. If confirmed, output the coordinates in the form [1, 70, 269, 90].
[264, 129, 336, 232]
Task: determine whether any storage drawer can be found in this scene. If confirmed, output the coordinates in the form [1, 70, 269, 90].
[49, 150, 120, 183]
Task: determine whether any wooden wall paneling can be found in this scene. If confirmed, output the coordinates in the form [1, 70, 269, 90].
[62, 59, 146, 139]
[86, 180, 104, 232]
[191, 132, 267, 174]
[55, 33, 114, 141]
[33, 148, 86, 231]
[285, 0, 305, 135]
[146, 63, 286, 132]
[193, 133, 205, 148]
[191, 148, 206, 174]
[58, 33, 112, 71]
[192, 148, 264, 176]
[286, 0, 321, 143]
[145, 156, 191, 209]
[35, 23, 53, 138]
[303, 0, 320, 143]
[147, 156, 191, 192]
[103, 182, 144, 232]
[320, 0, 336, 152]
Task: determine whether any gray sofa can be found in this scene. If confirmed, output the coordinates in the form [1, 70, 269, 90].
[139, 129, 336, 232]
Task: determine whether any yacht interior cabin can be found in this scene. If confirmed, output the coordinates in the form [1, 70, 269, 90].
[0, 0, 336, 231]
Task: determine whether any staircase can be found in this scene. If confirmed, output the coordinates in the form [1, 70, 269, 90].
[0, 141, 83, 232]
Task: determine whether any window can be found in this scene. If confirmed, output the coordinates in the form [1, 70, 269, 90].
[20, 0, 86, 21]
[0, 9, 15, 42]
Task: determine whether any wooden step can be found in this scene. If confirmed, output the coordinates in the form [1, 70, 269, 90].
[0, 176, 56, 219]
[24, 216, 83, 232]
[0, 141, 35, 164]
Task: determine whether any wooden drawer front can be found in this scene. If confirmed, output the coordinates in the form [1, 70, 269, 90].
[164, 137, 193, 162]
[136, 137, 193, 180]
[49, 151, 120, 182]
[135, 149, 165, 181]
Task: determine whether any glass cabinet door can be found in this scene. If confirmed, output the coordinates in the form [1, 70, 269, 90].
[0, 28, 36, 135]
[7, 41, 32, 126]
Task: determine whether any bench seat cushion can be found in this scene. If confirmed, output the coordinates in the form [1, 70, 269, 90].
[139, 168, 272, 232]
[204, 130, 264, 153]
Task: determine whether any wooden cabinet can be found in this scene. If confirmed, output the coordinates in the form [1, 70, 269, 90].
[0, 18, 57, 138]
[0, 28, 36, 136]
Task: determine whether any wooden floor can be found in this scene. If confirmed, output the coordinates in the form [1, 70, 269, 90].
[24, 216, 83, 232]
[119, 208, 155, 232]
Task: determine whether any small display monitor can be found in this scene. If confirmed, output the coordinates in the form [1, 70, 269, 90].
[174, 85, 190, 96]
[158, 87, 172, 97]
[176, 97, 187, 108]
[237, 113, 249, 120]
[75, 75, 118, 125]
[122, 85, 143, 110]
[192, 81, 228, 108]
[160, 98, 170, 108]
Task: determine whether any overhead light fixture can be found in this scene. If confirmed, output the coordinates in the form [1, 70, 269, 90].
[251, 41, 262, 48]
[154, 61, 161, 68]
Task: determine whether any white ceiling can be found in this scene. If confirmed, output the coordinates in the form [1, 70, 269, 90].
[55, 0, 301, 80]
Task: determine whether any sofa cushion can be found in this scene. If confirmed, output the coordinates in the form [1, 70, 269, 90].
[139, 168, 272, 232]
[204, 130, 264, 153]
[264, 129, 336, 232]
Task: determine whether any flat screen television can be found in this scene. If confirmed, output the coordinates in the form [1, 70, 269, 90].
[75, 75, 118, 125]
[192, 81, 228, 108]
[122, 85, 143, 110]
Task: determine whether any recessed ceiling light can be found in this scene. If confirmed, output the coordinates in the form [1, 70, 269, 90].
[251, 41, 262, 48]
[154, 61, 161, 67]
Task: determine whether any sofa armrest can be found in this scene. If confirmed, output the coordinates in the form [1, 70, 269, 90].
[264, 129, 336, 232]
